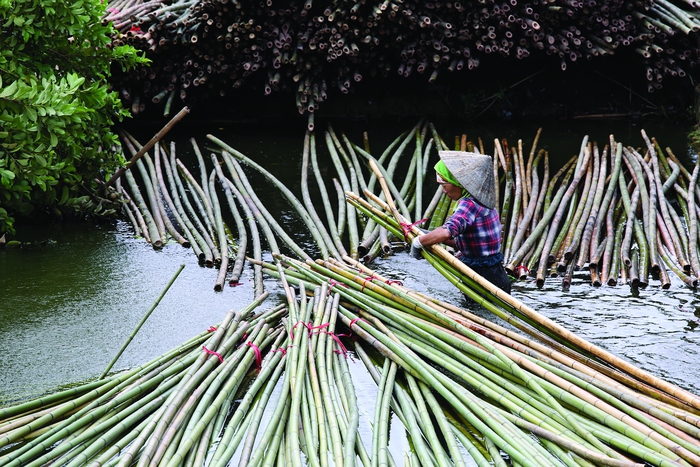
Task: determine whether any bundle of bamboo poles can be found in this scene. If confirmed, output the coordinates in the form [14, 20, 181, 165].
[491, 129, 700, 290]
[104, 0, 700, 116]
[112, 119, 700, 290]
[2, 253, 700, 466]
[3, 119, 700, 466]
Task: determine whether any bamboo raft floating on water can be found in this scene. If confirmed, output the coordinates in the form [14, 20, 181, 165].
[2, 120, 700, 466]
[1, 256, 700, 466]
[112, 119, 700, 291]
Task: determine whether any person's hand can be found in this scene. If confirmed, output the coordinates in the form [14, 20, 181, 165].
[410, 237, 424, 260]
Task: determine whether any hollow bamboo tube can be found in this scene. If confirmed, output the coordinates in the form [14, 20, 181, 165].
[629, 250, 640, 288]
[507, 159, 577, 276]
[618, 168, 649, 285]
[508, 149, 544, 264]
[545, 175, 584, 273]
[210, 154, 247, 284]
[499, 140, 513, 244]
[207, 170, 229, 291]
[175, 159, 221, 263]
[590, 142, 624, 264]
[518, 139, 530, 210]
[687, 155, 700, 279]
[124, 165, 162, 249]
[310, 133, 342, 244]
[165, 144, 214, 265]
[421, 186, 444, 227]
[608, 219, 625, 286]
[220, 154, 291, 260]
[116, 178, 149, 243]
[326, 126, 359, 258]
[100, 263, 186, 378]
[503, 146, 523, 262]
[107, 107, 190, 187]
[191, 139, 214, 230]
[494, 143, 501, 215]
[121, 133, 167, 245]
[576, 144, 608, 268]
[301, 131, 344, 260]
[622, 148, 654, 274]
[154, 144, 193, 249]
[632, 150, 660, 274]
[208, 134, 329, 260]
[563, 143, 600, 263]
[541, 139, 590, 265]
[599, 195, 618, 284]
[334, 178, 347, 239]
[145, 151, 189, 247]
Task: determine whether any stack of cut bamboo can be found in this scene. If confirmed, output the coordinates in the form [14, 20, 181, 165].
[2, 120, 700, 466]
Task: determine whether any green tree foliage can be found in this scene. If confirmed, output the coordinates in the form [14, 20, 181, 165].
[0, 0, 148, 233]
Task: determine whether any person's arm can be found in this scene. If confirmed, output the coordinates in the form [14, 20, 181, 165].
[416, 226, 451, 246]
[410, 226, 452, 259]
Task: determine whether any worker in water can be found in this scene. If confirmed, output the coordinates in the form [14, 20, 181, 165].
[410, 150, 511, 294]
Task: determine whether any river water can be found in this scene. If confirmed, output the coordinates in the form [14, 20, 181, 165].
[1, 116, 698, 406]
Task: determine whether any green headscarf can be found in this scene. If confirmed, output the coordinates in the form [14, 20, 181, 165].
[434, 159, 470, 201]
[434, 160, 461, 187]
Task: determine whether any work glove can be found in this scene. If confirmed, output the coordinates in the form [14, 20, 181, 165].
[410, 236, 424, 260]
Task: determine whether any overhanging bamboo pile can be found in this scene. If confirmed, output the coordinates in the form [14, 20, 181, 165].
[104, 0, 700, 115]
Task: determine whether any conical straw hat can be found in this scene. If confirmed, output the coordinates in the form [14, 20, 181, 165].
[438, 150, 496, 209]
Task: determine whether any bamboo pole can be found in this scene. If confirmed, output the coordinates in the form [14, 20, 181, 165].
[368, 163, 700, 412]
[107, 107, 190, 187]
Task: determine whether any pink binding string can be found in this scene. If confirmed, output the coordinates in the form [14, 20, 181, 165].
[385, 279, 403, 286]
[229, 280, 244, 287]
[361, 275, 378, 291]
[291, 322, 330, 340]
[272, 347, 288, 356]
[246, 342, 262, 370]
[327, 279, 349, 295]
[207, 326, 218, 332]
[202, 346, 223, 363]
[399, 218, 427, 241]
[317, 331, 348, 356]
[290, 321, 312, 340]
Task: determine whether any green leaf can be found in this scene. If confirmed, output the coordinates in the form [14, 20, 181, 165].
[59, 185, 69, 204]
[0, 81, 17, 98]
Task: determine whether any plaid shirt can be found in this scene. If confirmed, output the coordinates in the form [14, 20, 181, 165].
[443, 197, 502, 260]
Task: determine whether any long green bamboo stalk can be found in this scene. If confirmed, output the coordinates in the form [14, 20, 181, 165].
[208, 134, 330, 260]
[211, 153, 248, 284]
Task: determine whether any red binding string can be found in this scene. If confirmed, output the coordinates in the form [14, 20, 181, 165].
[290, 321, 312, 340]
[327, 279, 349, 295]
[399, 218, 427, 241]
[246, 342, 262, 369]
[318, 331, 348, 356]
[384, 279, 403, 286]
[361, 275, 378, 291]
[229, 280, 244, 287]
[272, 347, 288, 355]
[207, 326, 218, 332]
[202, 346, 223, 363]
[336, 317, 368, 339]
